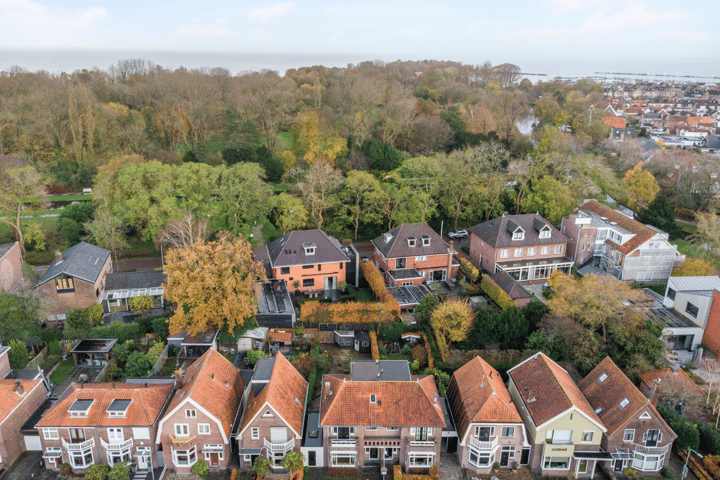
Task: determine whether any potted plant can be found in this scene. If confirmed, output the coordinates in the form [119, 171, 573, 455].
[512, 461, 519, 472]
[493, 461, 500, 472]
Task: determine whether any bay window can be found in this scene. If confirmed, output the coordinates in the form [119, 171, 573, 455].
[173, 446, 197, 466]
[409, 453, 435, 467]
[543, 457, 570, 469]
[69, 447, 94, 469]
[331, 453, 356, 467]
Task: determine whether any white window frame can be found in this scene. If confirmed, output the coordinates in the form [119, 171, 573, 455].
[366, 427, 378, 431]
[44, 428, 59, 440]
[198, 423, 211, 435]
[469, 448, 492, 467]
[624, 429, 635, 442]
[581, 431, 594, 442]
[203, 445, 223, 461]
[415, 256, 427, 262]
[514, 248, 523, 257]
[541, 246, 550, 255]
[251, 427, 259, 439]
[173, 446, 197, 467]
[539, 229, 551, 239]
[386, 426, 399, 431]
[408, 453, 435, 467]
[527, 247, 536, 256]
[331, 453, 356, 467]
[243, 454, 251, 462]
[512, 231, 524, 241]
[174, 424, 189, 437]
[185, 409, 197, 418]
[555, 245, 563, 254]
[543, 456, 570, 470]
[108, 428, 124, 442]
[501, 427, 515, 437]
[69, 446, 94, 469]
[500, 249, 509, 258]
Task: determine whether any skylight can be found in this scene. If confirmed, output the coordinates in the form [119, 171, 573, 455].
[598, 373, 608, 384]
[107, 399, 132, 417]
[619, 398, 630, 409]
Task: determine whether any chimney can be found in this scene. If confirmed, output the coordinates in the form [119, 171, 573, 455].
[112, 382, 115, 389]
[55, 251, 63, 264]
[433, 393, 438, 405]
[14, 380, 24, 396]
[649, 379, 661, 407]
[175, 369, 183, 389]
[447, 240, 454, 278]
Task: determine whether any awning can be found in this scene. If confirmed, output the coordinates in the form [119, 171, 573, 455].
[43, 451, 63, 458]
[239, 448, 263, 455]
[611, 452, 634, 460]
[202, 447, 225, 454]
[573, 451, 613, 460]
[134, 447, 152, 456]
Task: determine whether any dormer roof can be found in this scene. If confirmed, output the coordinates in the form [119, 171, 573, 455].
[372, 223, 452, 259]
[267, 230, 349, 268]
[468, 214, 568, 249]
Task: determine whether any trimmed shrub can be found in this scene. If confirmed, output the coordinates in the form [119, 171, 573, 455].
[422, 333, 435, 369]
[48, 339, 61, 355]
[86, 463, 110, 480]
[481, 275, 516, 310]
[301, 301, 396, 324]
[192, 460, 209, 479]
[657, 404, 699, 451]
[460, 258, 479, 283]
[8, 339, 29, 369]
[327, 467, 360, 478]
[369, 330, 380, 361]
[361, 261, 401, 317]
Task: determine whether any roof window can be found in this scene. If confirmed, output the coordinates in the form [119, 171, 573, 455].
[619, 398, 630, 409]
[370, 394, 376, 403]
[107, 399, 132, 417]
[598, 373, 608, 384]
[68, 399, 94, 418]
[407, 237, 416, 247]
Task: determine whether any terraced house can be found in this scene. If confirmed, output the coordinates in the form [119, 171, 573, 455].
[447, 357, 530, 474]
[319, 360, 445, 471]
[508, 353, 606, 478]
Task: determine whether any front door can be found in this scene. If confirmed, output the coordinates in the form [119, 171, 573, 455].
[646, 429, 659, 447]
[137, 455, 149, 470]
[614, 460, 623, 472]
[500, 451, 510, 467]
[209, 453, 220, 467]
[324, 276, 336, 290]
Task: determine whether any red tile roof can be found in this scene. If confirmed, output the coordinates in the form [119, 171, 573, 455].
[37, 382, 173, 428]
[320, 374, 445, 427]
[509, 353, 602, 429]
[638, 368, 704, 398]
[240, 353, 307, 436]
[576, 200, 656, 255]
[0, 379, 43, 420]
[167, 349, 244, 437]
[603, 117, 627, 129]
[447, 357, 522, 439]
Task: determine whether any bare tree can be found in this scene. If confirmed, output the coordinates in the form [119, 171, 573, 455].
[292, 162, 344, 229]
[158, 212, 209, 248]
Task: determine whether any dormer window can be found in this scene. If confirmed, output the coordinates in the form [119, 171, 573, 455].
[407, 237, 417, 247]
[68, 399, 94, 418]
[421, 235, 430, 246]
[512, 230, 524, 240]
[370, 394, 376, 403]
[106, 399, 132, 417]
[539, 227, 551, 239]
[303, 243, 316, 256]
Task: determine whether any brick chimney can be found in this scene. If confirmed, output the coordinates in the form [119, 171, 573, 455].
[447, 240, 454, 278]
[13, 380, 24, 397]
[649, 379, 661, 407]
[55, 250, 63, 264]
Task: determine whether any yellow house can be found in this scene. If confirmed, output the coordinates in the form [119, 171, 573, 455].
[508, 353, 607, 478]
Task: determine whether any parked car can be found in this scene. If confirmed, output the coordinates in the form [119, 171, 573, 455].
[447, 229, 468, 239]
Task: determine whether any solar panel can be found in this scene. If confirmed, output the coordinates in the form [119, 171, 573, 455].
[107, 399, 132, 413]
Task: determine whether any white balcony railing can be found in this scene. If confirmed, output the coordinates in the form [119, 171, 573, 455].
[409, 440, 435, 447]
[469, 436, 498, 451]
[634, 443, 669, 455]
[330, 438, 357, 448]
[62, 437, 95, 451]
[264, 438, 294, 453]
[100, 438, 133, 451]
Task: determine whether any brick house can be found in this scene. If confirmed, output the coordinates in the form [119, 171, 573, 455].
[33, 242, 112, 319]
[37, 382, 174, 474]
[266, 230, 350, 295]
[372, 223, 459, 287]
[0, 378, 48, 471]
[467, 214, 572, 283]
[101, 270, 166, 314]
[579, 357, 676, 475]
[447, 357, 530, 474]
[237, 353, 308, 471]
[508, 353, 607, 478]
[0, 242, 23, 293]
[560, 200, 684, 282]
[319, 360, 445, 471]
[156, 349, 244, 474]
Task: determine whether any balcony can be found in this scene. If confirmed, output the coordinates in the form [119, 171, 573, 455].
[264, 438, 294, 453]
[634, 443, 669, 455]
[169, 434, 196, 444]
[409, 439, 436, 447]
[330, 438, 357, 448]
[101, 438, 133, 451]
[62, 437, 95, 451]
[469, 436, 498, 451]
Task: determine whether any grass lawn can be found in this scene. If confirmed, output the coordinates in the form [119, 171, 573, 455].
[345, 287, 375, 303]
[49, 358, 75, 385]
[672, 239, 720, 271]
[47, 194, 92, 202]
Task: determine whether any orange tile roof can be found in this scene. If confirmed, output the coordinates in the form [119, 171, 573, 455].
[268, 330, 293, 345]
[638, 368, 704, 398]
[447, 357, 522, 439]
[0, 379, 43, 420]
[320, 374, 445, 427]
[577, 200, 656, 255]
[37, 382, 173, 428]
[508, 353, 602, 429]
[579, 357, 673, 436]
[240, 353, 307, 436]
[166, 349, 244, 437]
[603, 117, 627, 129]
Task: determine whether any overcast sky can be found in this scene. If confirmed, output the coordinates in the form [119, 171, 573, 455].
[2, 0, 718, 68]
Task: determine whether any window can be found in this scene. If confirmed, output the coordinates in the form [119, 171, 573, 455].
[304, 246, 315, 255]
[302, 265, 314, 269]
[251, 427, 259, 439]
[174, 424, 189, 437]
[512, 231, 524, 240]
[303, 278, 315, 287]
[581, 431, 594, 442]
[409, 454, 435, 467]
[555, 245, 563, 254]
[366, 427, 378, 431]
[331, 453, 356, 467]
[174, 446, 197, 466]
[685, 302, 699, 318]
[422, 236, 431, 246]
[386, 426, 399, 431]
[539, 228, 551, 239]
[619, 398, 630, 409]
[527, 247, 536, 256]
[582, 244, 586, 251]
[543, 457, 570, 469]
[501, 427, 515, 437]
[667, 288, 676, 300]
[412, 427, 430, 441]
[70, 447, 94, 468]
[502, 446, 516, 458]
[598, 372, 608, 384]
[280, 267, 290, 275]
[108, 428, 123, 441]
[541, 246, 550, 255]
[108, 448, 132, 467]
[185, 409, 196, 418]
[514, 248, 523, 257]
[44, 428, 59, 440]
[469, 449, 492, 467]
[501, 249, 509, 258]
[624, 430, 635, 442]
[545, 430, 572, 444]
[335, 427, 355, 438]
[407, 237, 417, 247]
[415, 256, 427, 262]
[198, 424, 211, 435]
[55, 275, 75, 292]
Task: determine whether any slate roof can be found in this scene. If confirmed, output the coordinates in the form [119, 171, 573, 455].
[350, 360, 412, 382]
[508, 352, 603, 429]
[240, 353, 307, 436]
[575, 200, 656, 255]
[468, 214, 568, 249]
[105, 270, 167, 291]
[266, 230, 349, 268]
[320, 374, 445, 427]
[37, 382, 173, 428]
[166, 349, 244, 437]
[35, 242, 110, 287]
[490, 272, 532, 301]
[372, 223, 452, 259]
[0, 379, 43, 421]
[447, 357, 522, 440]
[579, 357, 675, 438]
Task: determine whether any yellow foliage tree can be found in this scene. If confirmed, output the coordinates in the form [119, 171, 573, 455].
[164, 233, 266, 335]
[128, 294, 154, 313]
[290, 111, 347, 166]
[623, 162, 659, 209]
[429, 299, 474, 346]
[672, 257, 718, 277]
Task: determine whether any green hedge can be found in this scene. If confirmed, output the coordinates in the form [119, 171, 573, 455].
[656, 404, 699, 451]
[480, 275, 516, 311]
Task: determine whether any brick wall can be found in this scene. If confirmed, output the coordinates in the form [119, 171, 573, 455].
[35, 255, 112, 316]
[0, 381, 46, 470]
[702, 291, 720, 356]
[273, 262, 347, 293]
[238, 409, 300, 469]
[0, 242, 22, 293]
[602, 415, 675, 473]
[457, 423, 526, 474]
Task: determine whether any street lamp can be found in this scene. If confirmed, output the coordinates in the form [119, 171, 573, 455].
[682, 448, 703, 480]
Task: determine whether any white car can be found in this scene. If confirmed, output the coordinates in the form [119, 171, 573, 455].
[447, 229, 468, 239]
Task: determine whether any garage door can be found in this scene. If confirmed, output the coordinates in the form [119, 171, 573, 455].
[24, 435, 42, 451]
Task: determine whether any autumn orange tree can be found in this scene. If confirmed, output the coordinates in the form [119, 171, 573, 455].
[623, 161, 659, 209]
[672, 257, 718, 277]
[164, 234, 265, 335]
[430, 299, 474, 347]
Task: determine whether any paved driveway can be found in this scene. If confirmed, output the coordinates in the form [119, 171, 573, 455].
[522, 283, 547, 304]
[1, 452, 57, 480]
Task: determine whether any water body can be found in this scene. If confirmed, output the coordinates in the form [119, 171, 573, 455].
[2, 49, 719, 81]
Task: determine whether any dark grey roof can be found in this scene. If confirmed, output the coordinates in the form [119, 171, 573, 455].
[702, 136, 720, 149]
[68, 399, 94, 412]
[468, 214, 568, 248]
[255, 280, 293, 315]
[388, 268, 423, 280]
[636, 138, 661, 151]
[35, 241, 110, 287]
[372, 223, 452, 259]
[350, 360, 411, 382]
[254, 356, 276, 382]
[240, 370, 254, 388]
[266, 230, 349, 267]
[107, 399, 132, 412]
[490, 272, 532, 300]
[354, 331, 371, 343]
[303, 411, 323, 447]
[105, 270, 166, 291]
[0, 242, 17, 259]
[181, 330, 218, 346]
[71, 338, 117, 354]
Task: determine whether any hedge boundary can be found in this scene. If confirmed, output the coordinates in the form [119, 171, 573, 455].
[481, 275, 516, 311]
[300, 301, 395, 324]
[369, 330, 380, 360]
[393, 465, 440, 480]
[361, 261, 401, 317]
